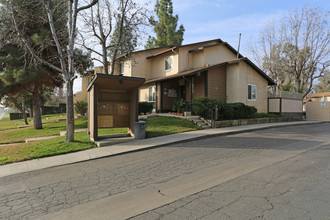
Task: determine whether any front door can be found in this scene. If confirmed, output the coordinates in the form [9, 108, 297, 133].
[179, 85, 186, 100]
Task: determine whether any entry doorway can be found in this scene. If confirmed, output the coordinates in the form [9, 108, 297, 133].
[179, 85, 186, 101]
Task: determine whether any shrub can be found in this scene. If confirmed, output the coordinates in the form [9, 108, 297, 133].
[138, 102, 153, 115]
[191, 97, 225, 117]
[219, 102, 257, 120]
[74, 100, 88, 115]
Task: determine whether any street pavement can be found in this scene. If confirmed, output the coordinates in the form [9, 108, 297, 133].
[0, 123, 329, 219]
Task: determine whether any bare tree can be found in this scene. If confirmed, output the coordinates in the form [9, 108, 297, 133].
[79, 0, 148, 75]
[251, 5, 330, 97]
[9, 0, 98, 142]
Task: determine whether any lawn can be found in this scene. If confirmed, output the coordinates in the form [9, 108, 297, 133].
[145, 116, 201, 138]
[0, 131, 96, 165]
[0, 116, 88, 144]
[0, 113, 65, 132]
[0, 115, 201, 165]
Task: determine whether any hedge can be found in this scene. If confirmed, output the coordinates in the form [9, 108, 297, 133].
[138, 102, 153, 115]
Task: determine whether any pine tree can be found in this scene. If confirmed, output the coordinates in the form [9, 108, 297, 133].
[146, 0, 185, 49]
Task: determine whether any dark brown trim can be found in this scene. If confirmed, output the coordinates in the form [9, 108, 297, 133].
[146, 47, 176, 59]
[160, 82, 163, 113]
[279, 97, 282, 114]
[267, 97, 269, 113]
[204, 71, 208, 97]
[93, 84, 98, 141]
[191, 77, 194, 102]
[87, 73, 145, 92]
[135, 88, 139, 121]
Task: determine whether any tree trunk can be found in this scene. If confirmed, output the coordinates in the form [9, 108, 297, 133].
[30, 100, 33, 119]
[102, 43, 109, 75]
[22, 98, 28, 125]
[65, 80, 75, 142]
[32, 85, 43, 129]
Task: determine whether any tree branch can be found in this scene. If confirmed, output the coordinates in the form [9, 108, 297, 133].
[10, 0, 62, 73]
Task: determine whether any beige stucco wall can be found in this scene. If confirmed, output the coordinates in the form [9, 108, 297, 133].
[131, 53, 148, 78]
[226, 63, 241, 103]
[121, 59, 132, 77]
[73, 76, 89, 103]
[282, 99, 303, 112]
[131, 48, 174, 79]
[204, 45, 237, 66]
[269, 99, 280, 112]
[191, 50, 205, 69]
[226, 62, 268, 112]
[138, 83, 156, 102]
[306, 101, 330, 121]
[179, 40, 219, 72]
[150, 52, 178, 79]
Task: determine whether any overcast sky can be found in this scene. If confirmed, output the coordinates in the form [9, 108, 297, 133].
[73, 0, 330, 93]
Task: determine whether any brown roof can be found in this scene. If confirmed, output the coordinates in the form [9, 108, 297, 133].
[145, 58, 275, 85]
[116, 39, 223, 60]
[146, 47, 177, 59]
[306, 92, 330, 98]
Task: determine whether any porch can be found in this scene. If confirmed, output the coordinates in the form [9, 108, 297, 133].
[141, 64, 227, 113]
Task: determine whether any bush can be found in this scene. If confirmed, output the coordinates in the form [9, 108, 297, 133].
[172, 98, 186, 113]
[191, 97, 225, 117]
[219, 102, 257, 120]
[74, 100, 88, 115]
[138, 102, 153, 115]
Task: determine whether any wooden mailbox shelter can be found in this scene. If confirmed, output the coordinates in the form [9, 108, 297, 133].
[87, 74, 145, 141]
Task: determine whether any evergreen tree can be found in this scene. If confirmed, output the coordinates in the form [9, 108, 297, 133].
[146, 0, 185, 49]
[0, 0, 64, 129]
[0, 44, 62, 129]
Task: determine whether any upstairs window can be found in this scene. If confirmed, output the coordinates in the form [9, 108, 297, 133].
[247, 84, 257, 101]
[119, 62, 124, 75]
[165, 55, 173, 71]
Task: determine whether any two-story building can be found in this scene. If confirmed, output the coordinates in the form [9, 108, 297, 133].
[91, 38, 274, 113]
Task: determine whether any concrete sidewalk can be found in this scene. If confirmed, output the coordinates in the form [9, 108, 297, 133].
[0, 120, 324, 178]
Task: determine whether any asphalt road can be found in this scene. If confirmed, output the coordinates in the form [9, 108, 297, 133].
[0, 123, 329, 219]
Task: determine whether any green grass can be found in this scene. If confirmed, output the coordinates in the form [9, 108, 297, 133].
[98, 128, 128, 136]
[145, 116, 201, 138]
[0, 116, 87, 144]
[0, 114, 201, 165]
[0, 131, 96, 165]
[0, 113, 66, 131]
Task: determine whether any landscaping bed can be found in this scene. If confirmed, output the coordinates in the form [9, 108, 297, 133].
[215, 117, 301, 128]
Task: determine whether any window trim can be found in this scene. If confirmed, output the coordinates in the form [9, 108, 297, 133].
[148, 86, 156, 103]
[119, 61, 124, 75]
[247, 84, 257, 101]
[164, 55, 174, 71]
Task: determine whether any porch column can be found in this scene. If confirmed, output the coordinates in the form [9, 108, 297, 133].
[205, 71, 208, 97]
[190, 77, 194, 102]
[93, 84, 98, 140]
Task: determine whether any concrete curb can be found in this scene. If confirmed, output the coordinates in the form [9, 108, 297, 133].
[0, 120, 325, 178]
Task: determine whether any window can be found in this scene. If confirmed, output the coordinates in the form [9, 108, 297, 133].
[247, 84, 257, 101]
[119, 62, 124, 75]
[165, 55, 173, 71]
[148, 86, 156, 102]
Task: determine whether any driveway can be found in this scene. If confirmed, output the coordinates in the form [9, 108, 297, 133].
[0, 123, 329, 219]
